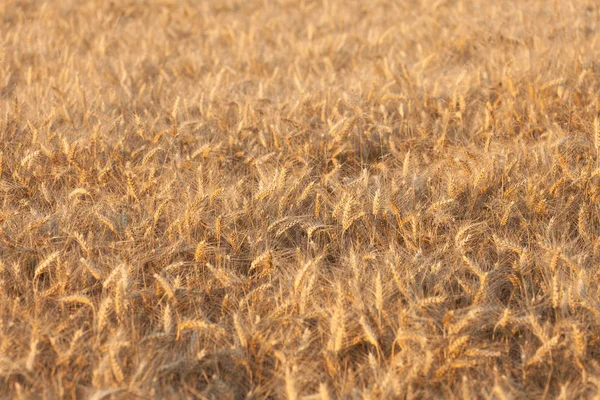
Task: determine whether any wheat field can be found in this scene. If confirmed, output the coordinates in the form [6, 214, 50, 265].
[1, 0, 600, 398]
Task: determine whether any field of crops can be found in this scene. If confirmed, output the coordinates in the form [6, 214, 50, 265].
[1, 0, 600, 398]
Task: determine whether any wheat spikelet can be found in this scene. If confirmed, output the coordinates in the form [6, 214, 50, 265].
[448, 335, 470, 359]
[314, 193, 322, 218]
[210, 187, 223, 203]
[142, 146, 161, 166]
[457, 159, 471, 176]
[460, 375, 471, 400]
[493, 234, 523, 255]
[578, 204, 591, 241]
[473, 168, 488, 193]
[215, 215, 222, 243]
[162, 261, 187, 273]
[551, 273, 561, 310]
[342, 211, 365, 233]
[447, 174, 459, 198]
[97, 297, 113, 333]
[285, 367, 298, 400]
[547, 248, 560, 273]
[62, 295, 95, 311]
[428, 198, 454, 213]
[73, 232, 89, 255]
[434, 361, 452, 380]
[154, 273, 175, 299]
[500, 201, 514, 226]
[503, 180, 523, 200]
[374, 271, 383, 317]
[96, 214, 118, 236]
[465, 348, 501, 358]
[402, 150, 411, 179]
[329, 287, 345, 353]
[306, 224, 328, 241]
[233, 312, 247, 348]
[559, 253, 580, 273]
[360, 316, 379, 348]
[567, 286, 579, 315]
[572, 324, 587, 360]
[372, 188, 381, 217]
[455, 224, 474, 254]
[528, 314, 549, 343]
[40, 284, 61, 297]
[21, 150, 40, 169]
[250, 250, 274, 278]
[114, 282, 124, 321]
[276, 219, 302, 237]
[102, 264, 124, 289]
[194, 240, 207, 263]
[109, 347, 124, 383]
[177, 319, 209, 339]
[34, 251, 60, 278]
[334, 194, 348, 222]
[255, 183, 276, 201]
[549, 177, 567, 197]
[319, 383, 331, 400]
[418, 296, 446, 308]
[296, 180, 315, 206]
[293, 259, 312, 294]
[206, 262, 240, 286]
[462, 255, 484, 279]
[68, 188, 89, 200]
[473, 272, 488, 304]
[494, 308, 511, 332]
[126, 172, 139, 202]
[526, 335, 560, 366]
[449, 308, 485, 335]
[594, 116, 599, 153]
[163, 304, 173, 334]
[153, 199, 169, 227]
[97, 164, 113, 182]
[25, 325, 39, 371]
[299, 270, 317, 314]
[339, 196, 362, 231]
